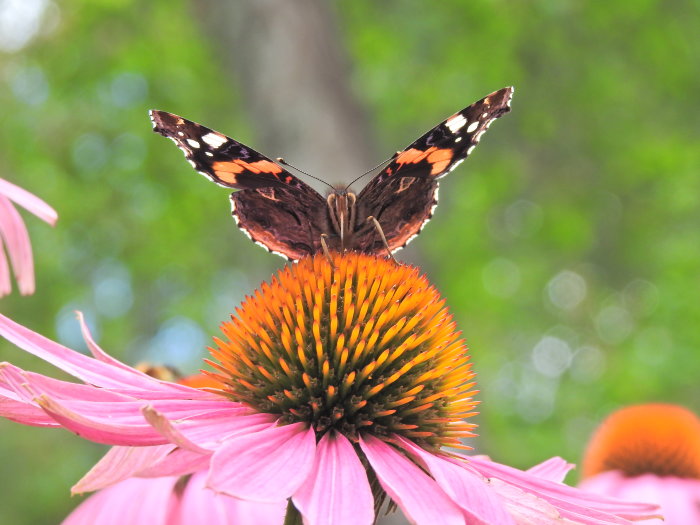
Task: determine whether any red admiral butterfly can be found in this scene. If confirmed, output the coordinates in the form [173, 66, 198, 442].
[150, 87, 513, 260]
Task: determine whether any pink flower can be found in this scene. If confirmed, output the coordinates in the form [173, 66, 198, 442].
[63, 471, 286, 525]
[0, 177, 57, 297]
[0, 254, 659, 524]
[579, 403, 700, 524]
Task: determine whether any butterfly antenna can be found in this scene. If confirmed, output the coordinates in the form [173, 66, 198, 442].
[276, 158, 335, 191]
[344, 156, 394, 191]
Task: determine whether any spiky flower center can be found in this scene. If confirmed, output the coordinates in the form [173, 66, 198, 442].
[206, 253, 477, 448]
[583, 403, 700, 479]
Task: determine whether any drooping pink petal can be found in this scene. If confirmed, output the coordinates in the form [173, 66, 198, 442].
[63, 475, 179, 525]
[175, 471, 287, 525]
[293, 431, 374, 525]
[487, 477, 564, 523]
[0, 240, 11, 296]
[0, 363, 134, 404]
[35, 395, 170, 445]
[76, 311, 146, 373]
[28, 395, 242, 444]
[359, 435, 465, 525]
[143, 405, 213, 454]
[0, 195, 35, 295]
[527, 457, 576, 483]
[0, 178, 57, 226]
[209, 422, 316, 502]
[465, 455, 661, 523]
[72, 445, 177, 494]
[397, 437, 514, 524]
[0, 313, 191, 393]
[0, 389, 59, 426]
[74, 445, 213, 494]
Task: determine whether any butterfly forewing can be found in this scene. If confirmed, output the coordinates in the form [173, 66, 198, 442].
[150, 110, 328, 259]
[354, 86, 513, 253]
[150, 110, 306, 191]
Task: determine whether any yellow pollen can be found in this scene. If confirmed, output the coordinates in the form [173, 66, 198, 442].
[583, 403, 700, 479]
[209, 253, 478, 448]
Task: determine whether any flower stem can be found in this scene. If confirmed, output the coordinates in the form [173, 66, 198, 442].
[283, 499, 303, 525]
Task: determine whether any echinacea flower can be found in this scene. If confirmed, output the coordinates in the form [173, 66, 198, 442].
[0, 177, 57, 297]
[63, 372, 287, 525]
[579, 403, 700, 524]
[0, 253, 659, 524]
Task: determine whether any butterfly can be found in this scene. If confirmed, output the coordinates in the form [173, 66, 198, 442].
[150, 86, 513, 261]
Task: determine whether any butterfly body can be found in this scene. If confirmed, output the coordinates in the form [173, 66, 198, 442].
[150, 86, 513, 260]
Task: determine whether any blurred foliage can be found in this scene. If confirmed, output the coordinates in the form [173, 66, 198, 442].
[1, 0, 699, 523]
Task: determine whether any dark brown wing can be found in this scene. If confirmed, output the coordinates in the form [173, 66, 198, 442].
[230, 187, 328, 260]
[149, 110, 327, 259]
[354, 86, 513, 253]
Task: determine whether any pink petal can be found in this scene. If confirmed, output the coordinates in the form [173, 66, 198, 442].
[32, 396, 238, 436]
[35, 395, 169, 445]
[359, 435, 465, 525]
[135, 447, 211, 478]
[143, 405, 212, 454]
[176, 411, 276, 448]
[466, 455, 660, 522]
[72, 445, 177, 494]
[580, 472, 698, 525]
[0, 240, 11, 296]
[175, 471, 287, 525]
[209, 422, 316, 502]
[398, 437, 514, 524]
[487, 477, 563, 523]
[0, 392, 59, 426]
[0, 313, 183, 392]
[293, 431, 374, 525]
[0, 195, 34, 295]
[0, 363, 134, 403]
[0, 177, 57, 225]
[646, 476, 700, 525]
[527, 457, 575, 483]
[63, 476, 179, 525]
[76, 311, 143, 372]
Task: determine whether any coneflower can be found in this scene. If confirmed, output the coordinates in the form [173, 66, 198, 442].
[580, 403, 700, 524]
[0, 254, 659, 524]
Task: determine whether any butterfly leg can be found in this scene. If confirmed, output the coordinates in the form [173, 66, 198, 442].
[366, 216, 397, 263]
[319, 234, 335, 266]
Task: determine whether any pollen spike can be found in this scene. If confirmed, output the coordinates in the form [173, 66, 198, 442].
[208, 253, 477, 450]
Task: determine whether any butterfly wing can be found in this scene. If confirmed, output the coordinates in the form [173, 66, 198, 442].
[354, 86, 513, 253]
[150, 110, 328, 260]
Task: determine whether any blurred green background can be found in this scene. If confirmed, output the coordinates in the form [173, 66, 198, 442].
[1, 0, 699, 523]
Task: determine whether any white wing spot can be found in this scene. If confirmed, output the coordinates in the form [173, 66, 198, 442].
[466, 121, 479, 133]
[187, 139, 200, 149]
[205, 151, 214, 157]
[467, 146, 476, 155]
[455, 137, 462, 143]
[202, 132, 228, 149]
[473, 130, 485, 142]
[481, 112, 488, 118]
[446, 114, 467, 133]
[177, 131, 185, 137]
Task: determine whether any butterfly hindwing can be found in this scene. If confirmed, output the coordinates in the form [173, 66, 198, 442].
[230, 186, 328, 260]
[354, 86, 514, 253]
